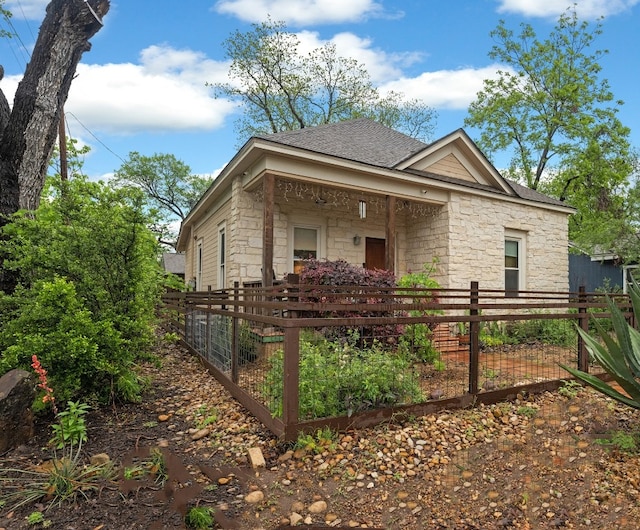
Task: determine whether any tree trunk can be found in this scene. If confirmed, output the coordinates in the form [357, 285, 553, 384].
[0, 0, 109, 293]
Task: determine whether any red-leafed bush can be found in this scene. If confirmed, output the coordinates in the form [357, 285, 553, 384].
[295, 259, 401, 345]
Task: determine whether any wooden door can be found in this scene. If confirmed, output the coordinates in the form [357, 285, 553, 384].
[365, 237, 386, 270]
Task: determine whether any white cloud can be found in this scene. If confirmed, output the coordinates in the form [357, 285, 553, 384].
[496, 0, 640, 19]
[64, 45, 236, 135]
[213, 0, 385, 25]
[5, 0, 47, 20]
[379, 65, 513, 110]
[295, 30, 424, 84]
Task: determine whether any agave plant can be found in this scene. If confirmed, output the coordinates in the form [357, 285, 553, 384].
[560, 280, 640, 409]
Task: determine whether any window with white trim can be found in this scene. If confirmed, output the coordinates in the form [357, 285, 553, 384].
[505, 230, 526, 297]
[196, 238, 203, 291]
[218, 224, 226, 289]
[292, 225, 320, 274]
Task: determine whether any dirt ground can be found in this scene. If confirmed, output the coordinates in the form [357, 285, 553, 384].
[1, 337, 640, 529]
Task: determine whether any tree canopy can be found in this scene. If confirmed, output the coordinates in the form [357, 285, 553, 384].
[213, 18, 437, 143]
[113, 152, 213, 249]
[465, 8, 635, 258]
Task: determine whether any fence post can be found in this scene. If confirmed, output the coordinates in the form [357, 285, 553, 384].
[577, 286, 589, 373]
[187, 296, 194, 347]
[282, 326, 300, 432]
[469, 281, 479, 395]
[231, 281, 239, 384]
[205, 286, 211, 363]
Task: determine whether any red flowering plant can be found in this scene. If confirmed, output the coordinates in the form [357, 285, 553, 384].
[31, 354, 57, 414]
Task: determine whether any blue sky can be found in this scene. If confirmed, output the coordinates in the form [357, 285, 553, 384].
[1, 0, 639, 180]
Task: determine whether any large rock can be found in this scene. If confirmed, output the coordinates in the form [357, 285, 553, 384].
[0, 369, 36, 453]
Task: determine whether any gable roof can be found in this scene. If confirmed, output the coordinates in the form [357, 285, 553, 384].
[257, 118, 569, 209]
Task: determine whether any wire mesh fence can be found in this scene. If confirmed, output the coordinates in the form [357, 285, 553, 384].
[162, 279, 632, 440]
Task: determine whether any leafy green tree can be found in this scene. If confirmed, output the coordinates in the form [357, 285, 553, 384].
[465, 7, 630, 190]
[213, 18, 436, 143]
[0, 175, 162, 403]
[113, 152, 212, 248]
[465, 7, 634, 255]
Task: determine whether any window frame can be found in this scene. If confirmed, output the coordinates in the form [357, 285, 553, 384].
[196, 238, 204, 291]
[504, 230, 526, 297]
[218, 223, 226, 289]
[289, 221, 325, 274]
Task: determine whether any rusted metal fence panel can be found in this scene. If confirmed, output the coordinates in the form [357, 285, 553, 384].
[160, 279, 631, 440]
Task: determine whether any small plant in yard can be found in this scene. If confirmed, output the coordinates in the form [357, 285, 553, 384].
[594, 430, 640, 454]
[516, 405, 538, 418]
[26, 511, 51, 527]
[163, 331, 180, 343]
[558, 379, 583, 399]
[50, 400, 90, 449]
[560, 278, 640, 410]
[122, 448, 168, 486]
[0, 356, 117, 513]
[295, 427, 338, 454]
[194, 404, 218, 429]
[185, 505, 215, 529]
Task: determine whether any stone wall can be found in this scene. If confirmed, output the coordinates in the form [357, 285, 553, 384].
[185, 178, 569, 293]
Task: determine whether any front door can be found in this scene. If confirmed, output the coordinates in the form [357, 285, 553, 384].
[365, 237, 386, 270]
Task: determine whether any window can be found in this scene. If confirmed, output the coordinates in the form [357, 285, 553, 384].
[293, 226, 318, 274]
[196, 238, 203, 291]
[218, 225, 226, 289]
[505, 230, 525, 297]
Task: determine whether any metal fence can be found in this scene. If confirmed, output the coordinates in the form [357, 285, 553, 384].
[160, 277, 632, 440]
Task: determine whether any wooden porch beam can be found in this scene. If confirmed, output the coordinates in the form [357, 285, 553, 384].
[262, 173, 275, 288]
[385, 195, 396, 272]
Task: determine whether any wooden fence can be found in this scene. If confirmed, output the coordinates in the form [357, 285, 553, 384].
[160, 276, 632, 440]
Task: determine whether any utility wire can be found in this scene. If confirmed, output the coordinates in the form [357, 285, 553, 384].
[66, 111, 126, 165]
[14, 0, 35, 42]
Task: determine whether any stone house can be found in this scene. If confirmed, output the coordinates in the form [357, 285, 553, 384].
[176, 118, 574, 293]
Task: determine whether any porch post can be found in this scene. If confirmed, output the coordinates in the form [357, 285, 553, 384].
[385, 195, 396, 272]
[262, 173, 275, 288]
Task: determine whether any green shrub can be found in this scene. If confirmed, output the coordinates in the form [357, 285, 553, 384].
[398, 323, 439, 363]
[509, 313, 576, 347]
[397, 261, 443, 364]
[0, 279, 135, 405]
[263, 331, 423, 419]
[0, 176, 162, 404]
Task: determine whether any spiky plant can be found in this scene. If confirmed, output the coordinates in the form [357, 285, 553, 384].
[560, 280, 640, 409]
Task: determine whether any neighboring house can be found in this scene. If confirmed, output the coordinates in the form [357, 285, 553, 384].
[176, 118, 574, 293]
[568, 244, 638, 293]
[161, 252, 185, 280]
[568, 244, 623, 293]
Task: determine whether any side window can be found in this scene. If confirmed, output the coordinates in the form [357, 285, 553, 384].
[196, 238, 203, 291]
[293, 226, 318, 274]
[218, 225, 226, 289]
[505, 230, 526, 297]
[504, 239, 519, 296]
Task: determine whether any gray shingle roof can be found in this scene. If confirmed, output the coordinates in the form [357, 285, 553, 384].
[257, 118, 571, 210]
[161, 252, 185, 275]
[257, 118, 427, 168]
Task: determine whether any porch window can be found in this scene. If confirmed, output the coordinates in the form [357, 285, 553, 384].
[293, 226, 318, 274]
[505, 230, 525, 297]
[218, 224, 226, 289]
